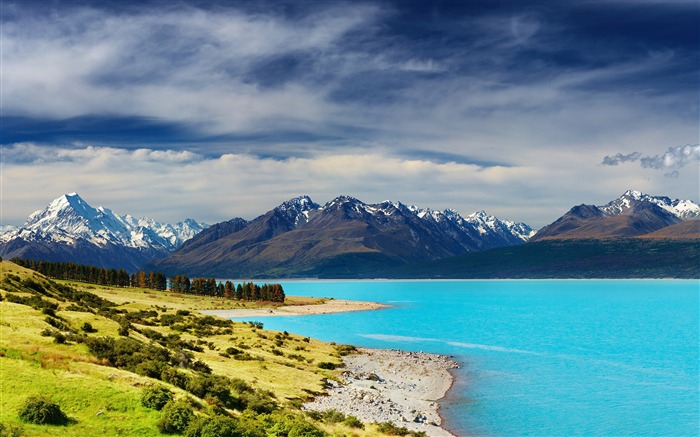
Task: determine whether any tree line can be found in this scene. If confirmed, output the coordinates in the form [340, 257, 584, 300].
[11, 259, 284, 303]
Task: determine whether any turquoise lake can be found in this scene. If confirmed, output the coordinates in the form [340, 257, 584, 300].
[232, 280, 699, 436]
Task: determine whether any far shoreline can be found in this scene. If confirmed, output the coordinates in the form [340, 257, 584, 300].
[200, 298, 389, 318]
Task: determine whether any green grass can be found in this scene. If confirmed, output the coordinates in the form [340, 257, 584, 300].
[0, 260, 376, 436]
[0, 356, 161, 436]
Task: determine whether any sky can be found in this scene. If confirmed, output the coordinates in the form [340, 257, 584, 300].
[1, 0, 698, 229]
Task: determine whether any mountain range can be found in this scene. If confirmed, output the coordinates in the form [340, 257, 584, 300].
[2, 190, 698, 278]
[532, 190, 700, 240]
[0, 193, 208, 271]
[148, 195, 535, 277]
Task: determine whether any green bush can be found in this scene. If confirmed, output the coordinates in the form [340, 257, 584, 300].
[375, 421, 410, 435]
[320, 409, 345, 424]
[185, 415, 240, 437]
[317, 362, 336, 370]
[141, 385, 173, 410]
[288, 419, 326, 437]
[344, 415, 364, 429]
[80, 322, 97, 333]
[161, 368, 190, 390]
[157, 400, 194, 434]
[17, 396, 68, 425]
[225, 347, 241, 356]
[52, 332, 67, 344]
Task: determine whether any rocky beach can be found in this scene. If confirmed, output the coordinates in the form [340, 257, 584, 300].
[304, 348, 460, 437]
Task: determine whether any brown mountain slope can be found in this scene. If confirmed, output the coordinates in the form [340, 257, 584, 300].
[637, 220, 700, 239]
[532, 199, 683, 241]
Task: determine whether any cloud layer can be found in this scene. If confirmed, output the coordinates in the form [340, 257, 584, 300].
[2, 1, 698, 228]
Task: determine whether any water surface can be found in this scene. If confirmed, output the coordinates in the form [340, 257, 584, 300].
[232, 280, 699, 436]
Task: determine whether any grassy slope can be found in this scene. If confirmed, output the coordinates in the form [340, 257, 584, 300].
[0, 261, 382, 436]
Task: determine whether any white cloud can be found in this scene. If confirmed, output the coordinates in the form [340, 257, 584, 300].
[3, 143, 697, 230]
[1, 4, 382, 132]
[602, 144, 700, 177]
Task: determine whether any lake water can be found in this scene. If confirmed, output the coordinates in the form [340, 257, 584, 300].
[232, 280, 699, 437]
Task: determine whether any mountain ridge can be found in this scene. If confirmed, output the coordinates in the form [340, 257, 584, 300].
[532, 190, 699, 241]
[149, 194, 535, 277]
[0, 193, 208, 271]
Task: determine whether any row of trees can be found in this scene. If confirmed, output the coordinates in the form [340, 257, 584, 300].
[11, 259, 284, 303]
[12, 259, 168, 290]
[171, 276, 284, 302]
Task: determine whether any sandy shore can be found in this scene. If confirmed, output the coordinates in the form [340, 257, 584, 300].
[304, 348, 460, 437]
[200, 299, 388, 318]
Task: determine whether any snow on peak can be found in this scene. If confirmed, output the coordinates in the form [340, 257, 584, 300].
[2, 193, 208, 250]
[276, 196, 321, 226]
[601, 191, 700, 220]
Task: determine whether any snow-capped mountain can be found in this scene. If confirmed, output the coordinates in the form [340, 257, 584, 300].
[0, 193, 208, 270]
[274, 195, 321, 227]
[150, 194, 534, 278]
[532, 190, 699, 241]
[599, 190, 700, 220]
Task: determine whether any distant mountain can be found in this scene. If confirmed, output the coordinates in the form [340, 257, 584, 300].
[0, 193, 208, 271]
[150, 195, 535, 277]
[380, 239, 700, 279]
[532, 190, 699, 241]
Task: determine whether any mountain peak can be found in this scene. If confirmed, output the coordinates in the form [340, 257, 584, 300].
[49, 192, 86, 210]
[621, 189, 643, 199]
[602, 191, 699, 220]
[2, 193, 208, 259]
[273, 196, 320, 227]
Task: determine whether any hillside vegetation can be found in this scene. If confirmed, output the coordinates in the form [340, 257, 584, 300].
[0, 260, 402, 436]
[381, 239, 700, 279]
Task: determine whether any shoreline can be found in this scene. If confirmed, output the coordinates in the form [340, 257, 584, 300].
[304, 347, 460, 437]
[200, 299, 388, 318]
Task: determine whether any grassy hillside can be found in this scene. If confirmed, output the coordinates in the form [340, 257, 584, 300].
[380, 239, 700, 279]
[0, 261, 402, 436]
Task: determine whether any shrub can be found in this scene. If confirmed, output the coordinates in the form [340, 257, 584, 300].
[375, 421, 410, 435]
[336, 344, 357, 356]
[162, 368, 190, 390]
[134, 360, 166, 379]
[288, 419, 326, 437]
[42, 307, 56, 317]
[118, 320, 130, 336]
[157, 400, 194, 434]
[317, 362, 336, 370]
[81, 322, 97, 333]
[185, 415, 240, 437]
[344, 415, 364, 429]
[230, 378, 253, 394]
[141, 385, 173, 410]
[52, 332, 67, 344]
[190, 360, 211, 374]
[17, 396, 68, 425]
[240, 391, 276, 414]
[225, 347, 241, 356]
[320, 409, 345, 424]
